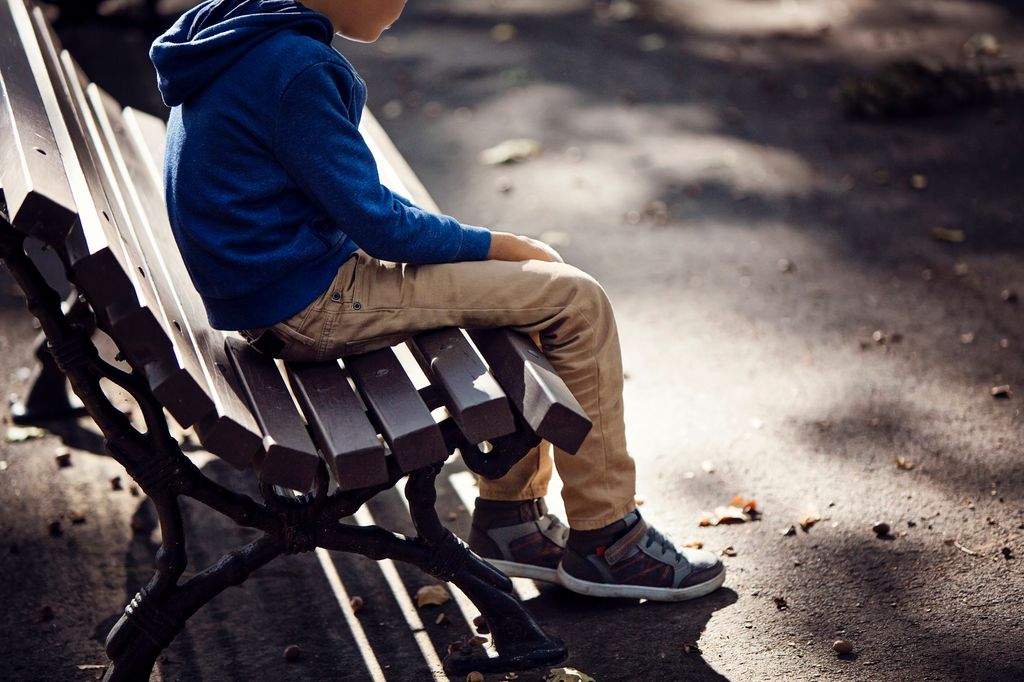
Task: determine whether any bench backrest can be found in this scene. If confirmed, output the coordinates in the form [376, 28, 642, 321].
[0, 0, 591, 493]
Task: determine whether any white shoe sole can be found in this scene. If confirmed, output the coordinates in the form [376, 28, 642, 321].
[485, 558, 560, 584]
[556, 564, 727, 601]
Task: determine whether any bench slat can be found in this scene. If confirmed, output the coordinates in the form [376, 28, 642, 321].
[125, 105, 166, 172]
[344, 348, 448, 473]
[81, 84, 263, 468]
[285, 361, 388, 491]
[408, 328, 515, 444]
[468, 329, 592, 455]
[224, 337, 320, 491]
[0, 0, 77, 244]
[6, 0, 110, 273]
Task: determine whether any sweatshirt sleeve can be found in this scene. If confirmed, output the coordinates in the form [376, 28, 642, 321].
[273, 62, 491, 263]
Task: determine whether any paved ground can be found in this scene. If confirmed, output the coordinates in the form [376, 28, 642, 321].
[1, 1, 1022, 680]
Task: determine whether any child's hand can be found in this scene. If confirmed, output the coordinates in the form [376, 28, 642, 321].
[487, 232, 564, 264]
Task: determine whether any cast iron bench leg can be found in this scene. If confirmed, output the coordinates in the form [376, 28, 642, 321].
[103, 533, 284, 682]
[405, 465, 568, 675]
[10, 292, 93, 424]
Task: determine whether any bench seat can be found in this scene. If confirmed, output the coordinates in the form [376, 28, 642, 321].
[0, 0, 591, 493]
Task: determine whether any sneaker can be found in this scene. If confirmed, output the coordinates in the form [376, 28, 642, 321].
[557, 511, 726, 601]
[468, 497, 569, 583]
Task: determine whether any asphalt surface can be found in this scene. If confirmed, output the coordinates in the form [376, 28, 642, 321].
[1, 1, 1022, 681]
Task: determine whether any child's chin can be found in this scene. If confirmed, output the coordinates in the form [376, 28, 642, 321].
[340, 29, 384, 44]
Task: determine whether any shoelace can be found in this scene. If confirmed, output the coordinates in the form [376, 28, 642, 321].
[643, 526, 683, 563]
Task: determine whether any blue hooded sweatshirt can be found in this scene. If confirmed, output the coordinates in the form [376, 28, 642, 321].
[150, 0, 492, 330]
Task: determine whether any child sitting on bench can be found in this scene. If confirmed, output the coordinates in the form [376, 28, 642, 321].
[150, 0, 725, 601]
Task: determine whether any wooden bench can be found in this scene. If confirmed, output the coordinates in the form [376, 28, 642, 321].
[0, 0, 592, 677]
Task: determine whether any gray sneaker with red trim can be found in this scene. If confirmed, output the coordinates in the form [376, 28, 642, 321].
[556, 511, 726, 601]
[468, 498, 569, 583]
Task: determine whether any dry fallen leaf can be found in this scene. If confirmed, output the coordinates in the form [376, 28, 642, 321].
[5, 426, 48, 443]
[713, 505, 750, 524]
[546, 668, 595, 682]
[605, 0, 639, 22]
[953, 540, 979, 556]
[721, 546, 738, 557]
[480, 138, 543, 165]
[490, 23, 517, 43]
[639, 33, 667, 52]
[932, 227, 966, 243]
[895, 456, 915, 470]
[991, 385, 1012, 399]
[684, 540, 704, 549]
[414, 585, 451, 608]
[702, 495, 760, 526]
[964, 32, 1001, 58]
[800, 513, 822, 531]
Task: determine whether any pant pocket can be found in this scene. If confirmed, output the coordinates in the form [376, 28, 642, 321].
[272, 319, 318, 347]
[341, 332, 413, 357]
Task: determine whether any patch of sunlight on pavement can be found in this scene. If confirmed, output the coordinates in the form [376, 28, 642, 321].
[668, 0, 870, 34]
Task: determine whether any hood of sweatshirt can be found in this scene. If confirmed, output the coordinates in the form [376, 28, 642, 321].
[150, 0, 333, 107]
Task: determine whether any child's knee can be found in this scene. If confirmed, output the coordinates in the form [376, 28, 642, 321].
[558, 264, 613, 317]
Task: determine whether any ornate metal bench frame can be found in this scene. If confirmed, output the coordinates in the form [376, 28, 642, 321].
[0, 0, 592, 678]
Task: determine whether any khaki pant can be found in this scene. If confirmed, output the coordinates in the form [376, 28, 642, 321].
[267, 251, 636, 530]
